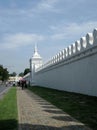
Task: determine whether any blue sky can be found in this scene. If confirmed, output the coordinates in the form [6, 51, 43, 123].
[0, 0, 97, 74]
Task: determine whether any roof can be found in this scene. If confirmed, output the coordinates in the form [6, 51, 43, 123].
[32, 44, 42, 59]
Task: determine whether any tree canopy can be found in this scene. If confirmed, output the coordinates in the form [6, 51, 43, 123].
[19, 72, 24, 77]
[24, 68, 30, 75]
[0, 65, 9, 81]
[9, 72, 17, 77]
[18, 68, 30, 77]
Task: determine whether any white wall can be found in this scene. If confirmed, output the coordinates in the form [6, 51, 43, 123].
[33, 28, 97, 97]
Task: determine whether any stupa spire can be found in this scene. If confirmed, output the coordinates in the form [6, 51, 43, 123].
[34, 43, 38, 53]
[32, 43, 41, 59]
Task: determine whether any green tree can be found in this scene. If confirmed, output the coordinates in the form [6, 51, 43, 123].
[2, 68, 9, 81]
[24, 68, 30, 75]
[19, 72, 24, 77]
[0, 65, 9, 81]
[9, 72, 17, 77]
[0, 65, 3, 80]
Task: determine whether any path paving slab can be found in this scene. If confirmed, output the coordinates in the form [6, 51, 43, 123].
[17, 87, 92, 130]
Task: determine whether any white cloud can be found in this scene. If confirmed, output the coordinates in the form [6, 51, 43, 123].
[50, 21, 97, 41]
[37, 0, 60, 12]
[1, 33, 45, 49]
[1, 21, 97, 50]
[0, 0, 61, 21]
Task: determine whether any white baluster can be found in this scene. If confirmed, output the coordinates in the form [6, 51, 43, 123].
[65, 47, 69, 57]
[86, 33, 93, 46]
[77, 40, 81, 51]
[80, 37, 87, 49]
[92, 28, 97, 46]
[72, 43, 76, 54]
[69, 45, 73, 56]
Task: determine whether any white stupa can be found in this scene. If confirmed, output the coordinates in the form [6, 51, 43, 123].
[29, 44, 43, 84]
[31, 44, 42, 69]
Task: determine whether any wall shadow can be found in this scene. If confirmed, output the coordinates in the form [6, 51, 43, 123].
[0, 119, 18, 130]
[38, 102, 52, 105]
[52, 116, 75, 122]
[19, 123, 90, 130]
[42, 105, 57, 109]
[44, 109, 65, 114]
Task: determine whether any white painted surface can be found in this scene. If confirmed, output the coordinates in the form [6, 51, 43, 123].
[29, 44, 43, 84]
[33, 29, 97, 97]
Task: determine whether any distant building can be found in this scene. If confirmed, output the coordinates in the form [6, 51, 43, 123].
[8, 76, 22, 82]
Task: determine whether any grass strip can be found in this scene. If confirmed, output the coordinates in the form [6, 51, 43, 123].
[28, 86, 97, 130]
[0, 87, 18, 130]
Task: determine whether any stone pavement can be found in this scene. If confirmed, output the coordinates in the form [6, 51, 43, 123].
[17, 87, 92, 130]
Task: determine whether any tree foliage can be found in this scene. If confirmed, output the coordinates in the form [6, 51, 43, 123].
[0, 65, 9, 81]
[24, 68, 30, 75]
[18, 68, 30, 77]
[19, 72, 24, 77]
[9, 72, 17, 77]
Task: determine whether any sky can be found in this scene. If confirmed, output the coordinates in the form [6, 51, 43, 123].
[0, 0, 97, 74]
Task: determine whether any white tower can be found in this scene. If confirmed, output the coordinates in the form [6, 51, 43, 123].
[29, 44, 43, 84]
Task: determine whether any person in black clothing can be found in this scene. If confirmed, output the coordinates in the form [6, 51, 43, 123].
[21, 80, 24, 90]
[21, 80, 27, 90]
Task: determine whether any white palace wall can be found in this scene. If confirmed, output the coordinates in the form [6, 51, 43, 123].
[33, 28, 97, 97]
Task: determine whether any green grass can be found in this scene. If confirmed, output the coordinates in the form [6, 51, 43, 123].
[28, 86, 97, 130]
[0, 87, 18, 130]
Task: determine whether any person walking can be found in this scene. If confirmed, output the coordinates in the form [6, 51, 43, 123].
[21, 80, 24, 90]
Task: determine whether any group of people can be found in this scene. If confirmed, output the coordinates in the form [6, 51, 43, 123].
[18, 80, 27, 90]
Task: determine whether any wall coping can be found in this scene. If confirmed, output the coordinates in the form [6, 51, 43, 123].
[36, 28, 97, 73]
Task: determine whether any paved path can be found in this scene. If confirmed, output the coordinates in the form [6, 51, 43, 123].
[17, 87, 92, 130]
[0, 85, 11, 99]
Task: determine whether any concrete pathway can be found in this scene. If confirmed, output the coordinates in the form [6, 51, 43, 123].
[17, 87, 92, 130]
[0, 85, 11, 99]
